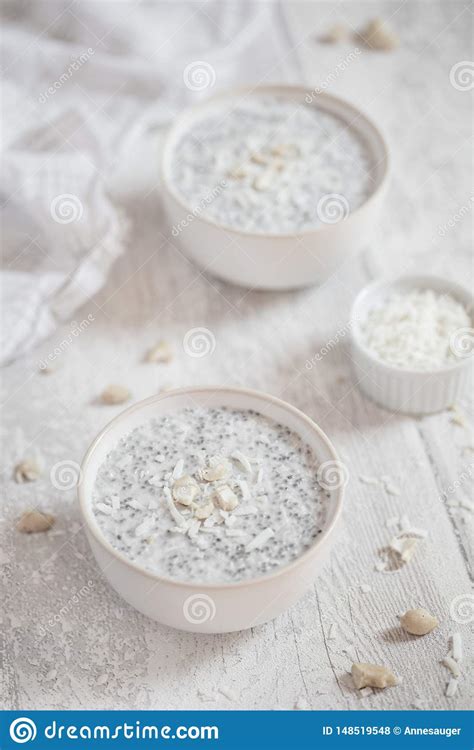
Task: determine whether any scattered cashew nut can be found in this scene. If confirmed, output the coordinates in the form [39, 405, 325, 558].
[14, 460, 41, 483]
[214, 485, 239, 512]
[172, 475, 199, 506]
[17, 509, 55, 533]
[351, 662, 398, 690]
[100, 385, 131, 405]
[145, 341, 173, 363]
[400, 608, 439, 636]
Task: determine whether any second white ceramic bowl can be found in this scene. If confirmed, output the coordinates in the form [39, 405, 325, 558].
[161, 85, 389, 290]
[78, 387, 344, 633]
[350, 275, 473, 414]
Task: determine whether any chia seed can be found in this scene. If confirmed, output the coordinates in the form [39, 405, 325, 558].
[92, 407, 329, 583]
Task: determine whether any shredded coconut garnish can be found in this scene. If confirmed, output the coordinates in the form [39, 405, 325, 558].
[164, 488, 187, 527]
[359, 288, 471, 370]
[445, 678, 458, 698]
[226, 528, 247, 538]
[172, 459, 184, 480]
[232, 450, 253, 474]
[377, 516, 427, 572]
[451, 633, 463, 662]
[441, 656, 461, 678]
[135, 516, 155, 537]
[359, 474, 380, 485]
[245, 527, 274, 552]
[233, 505, 258, 516]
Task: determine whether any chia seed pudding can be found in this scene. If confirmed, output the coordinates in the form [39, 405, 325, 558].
[92, 407, 330, 583]
[168, 95, 374, 234]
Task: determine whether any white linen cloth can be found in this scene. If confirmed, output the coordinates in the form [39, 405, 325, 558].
[0, 1, 297, 365]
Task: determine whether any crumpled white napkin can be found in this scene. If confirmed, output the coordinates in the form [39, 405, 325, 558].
[0, 1, 295, 366]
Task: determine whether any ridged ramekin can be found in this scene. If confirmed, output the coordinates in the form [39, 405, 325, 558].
[78, 387, 344, 633]
[161, 84, 389, 290]
[350, 275, 473, 414]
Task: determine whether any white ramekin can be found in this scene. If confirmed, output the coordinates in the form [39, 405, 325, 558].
[161, 84, 389, 290]
[78, 386, 344, 633]
[350, 275, 474, 415]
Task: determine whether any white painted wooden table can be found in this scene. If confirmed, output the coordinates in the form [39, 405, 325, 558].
[1, 1, 472, 711]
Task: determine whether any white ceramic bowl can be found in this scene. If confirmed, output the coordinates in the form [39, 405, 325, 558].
[161, 85, 389, 290]
[350, 275, 474, 414]
[78, 386, 344, 633]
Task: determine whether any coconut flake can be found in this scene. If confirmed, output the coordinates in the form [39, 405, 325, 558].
[441, 656, 461, 678]
[389, 536, 419, 563]
[187, 518, 201, 538]
[147, 475, 162, 488]
[172, 459, 184, 480]
[402, 526, 428, 539]
[226, 528, 247, 538]
[451, 633, 463, 662]
[245, 527, 274, 552]
[231, 450, 253, 474]
[233, 505, 258, 516]
[135, 516, 155, 537]
[445, 678, 458, 697]
[359, 474, 380, 485]
[235, 479, 251, 501]
[382, 476, 401, 496]
[459, 499, 474, 512]
[164, 488, 187, 527]
[96, 502, 113, 515]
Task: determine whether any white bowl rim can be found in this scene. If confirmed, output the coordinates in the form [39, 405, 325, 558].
[160, 83, 390, 240]
[350, 274, 474, 376]
[78, 385, 344, 591]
